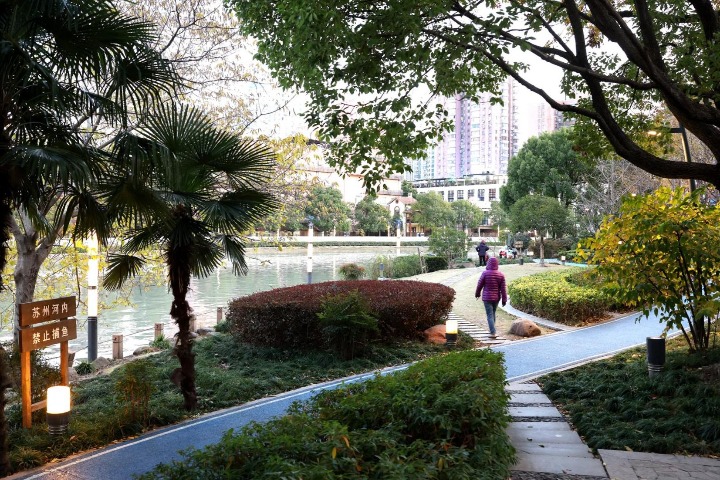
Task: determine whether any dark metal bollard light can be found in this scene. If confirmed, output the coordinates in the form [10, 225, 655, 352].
[646, 337, 666, 377]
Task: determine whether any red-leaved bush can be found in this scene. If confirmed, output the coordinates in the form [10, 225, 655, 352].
[226, 280, 455, 349]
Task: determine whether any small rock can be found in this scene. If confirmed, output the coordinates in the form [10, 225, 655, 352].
[423, 324, 448, 344]
[133, 346, 156, 356]
[510, 319, 541, 337]
[196, 327, 214, 336]
[92, 357, 111, 370]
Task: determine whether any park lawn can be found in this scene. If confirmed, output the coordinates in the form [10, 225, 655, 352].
[539, 334, 720, 456]
[7, 333, 474, 475]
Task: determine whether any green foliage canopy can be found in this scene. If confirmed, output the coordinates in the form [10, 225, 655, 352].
[413, 192, 455, 230]
[354, 195, 391, 234]
[501, 130, 592, 210]
[230, 0, 720, 188]
[428, 227, 470, 265]
[305, 185, 351, 233]
[451, 200, 484, 231]
[578, 187, 720, 351]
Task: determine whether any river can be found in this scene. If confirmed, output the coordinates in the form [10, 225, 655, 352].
[3, 246, 425, 364]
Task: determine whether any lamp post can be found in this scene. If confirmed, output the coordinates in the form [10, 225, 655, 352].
[648, 124, 696, 191]
[86, 233, 99, 361]
[306, 217, 314, 284]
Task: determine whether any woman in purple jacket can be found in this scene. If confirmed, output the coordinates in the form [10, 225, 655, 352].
[475, 257, 507, 338]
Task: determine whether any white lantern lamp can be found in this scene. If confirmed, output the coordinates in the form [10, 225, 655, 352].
[445, 319, 458, 347]
[47, 385, 71, 435]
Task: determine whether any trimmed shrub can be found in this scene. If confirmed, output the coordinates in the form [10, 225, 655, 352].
[425, 255, 448, 272]
[138, 350, 515, 480]
[227, 280, 455, 349]
[317, 290, 379, 359]
[508, 268, 615, 325]
[508, 269, 614, 325]
[338, 263, 365, 280]
[392, 254, 423, 278]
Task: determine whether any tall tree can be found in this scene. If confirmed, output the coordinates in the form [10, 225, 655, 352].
[451, 200, 483, 234]
[304, 185, 351, 233]
[412, 192, 455, 231]
[230, 1, 720, 188]
[501, 130, 591, 210]
[0, 0, 175, 473]
[102, 103, 277, 410]
[354, 195, 390, 235]
[509, 195, 570, 264]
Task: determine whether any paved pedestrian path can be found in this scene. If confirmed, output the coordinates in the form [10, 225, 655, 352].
[8, 266, 720, 480]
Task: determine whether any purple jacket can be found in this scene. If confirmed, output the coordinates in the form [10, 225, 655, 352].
[475, 257, 508, 304]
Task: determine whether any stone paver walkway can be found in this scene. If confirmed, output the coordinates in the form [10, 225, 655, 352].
[507, 383, 607, 479]
[600, 450, 720, 480]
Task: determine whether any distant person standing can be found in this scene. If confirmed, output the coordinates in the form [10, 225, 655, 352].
[475, 257, 507, 338]
[475, 240, 490, 266]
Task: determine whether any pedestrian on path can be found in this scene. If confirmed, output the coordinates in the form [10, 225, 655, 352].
[475, 239, 490, 266]
[475, 257, 507, 338]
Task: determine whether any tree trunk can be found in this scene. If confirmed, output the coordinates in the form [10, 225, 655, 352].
[540, 236, 546, 266]
[168, 245, 197, 411]
[11, 212, 57, 342]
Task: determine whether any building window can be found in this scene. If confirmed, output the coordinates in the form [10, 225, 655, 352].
[468, 189, 475, 198]
[479, 189, 485, 201]
[448, 191, 455, 202]
[457, 189, 464, 200]
[489, 188, 497, 201]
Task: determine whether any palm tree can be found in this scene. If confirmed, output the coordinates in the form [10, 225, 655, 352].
[0, 0, 175, 473]
[102, 103, 277, 410]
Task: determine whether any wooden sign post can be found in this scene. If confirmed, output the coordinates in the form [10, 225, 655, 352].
[18, 296, 77, 429]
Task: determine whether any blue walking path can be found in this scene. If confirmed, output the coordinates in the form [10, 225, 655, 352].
[9, 310, 675, 479]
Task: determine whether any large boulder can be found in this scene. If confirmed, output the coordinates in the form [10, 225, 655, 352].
[510, 319, 541, 337]
[423, 324, 447, 344]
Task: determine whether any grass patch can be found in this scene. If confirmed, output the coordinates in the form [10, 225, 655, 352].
[6, 333, 473, 475]
[539, 335, 720, 455]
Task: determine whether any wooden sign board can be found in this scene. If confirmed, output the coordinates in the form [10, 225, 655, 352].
[19, 318, 77, 352]
[19, 296, 76, 327]
[514, 241, 524, 248]
[19, 296, 76, 428]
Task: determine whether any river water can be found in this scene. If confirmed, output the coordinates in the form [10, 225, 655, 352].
[5, 246, 424, 364]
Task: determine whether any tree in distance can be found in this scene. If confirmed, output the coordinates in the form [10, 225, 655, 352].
[304, 185, 352, 234]
[412, 192, 455, 232]
[501, 130, 592, 210]
[354, 195, 391, 235]
[230, 1, 720, 188]
[509, 195, 570, 265]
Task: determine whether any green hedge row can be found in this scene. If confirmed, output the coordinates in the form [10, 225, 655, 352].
[139, 350, 515, 480]
[508, 268, 615, 325]
[227, 280, 455, 349]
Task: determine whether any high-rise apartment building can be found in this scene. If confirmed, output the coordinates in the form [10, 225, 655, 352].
[407, 78, 518, 179]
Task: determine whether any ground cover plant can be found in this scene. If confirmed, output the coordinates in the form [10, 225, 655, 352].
[540, 335, 720, 455]
[138, 350, 515, 480]
[507, 268, 627, 325]
[5, 333, 471, 475]
[227, 280, 454, 349]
